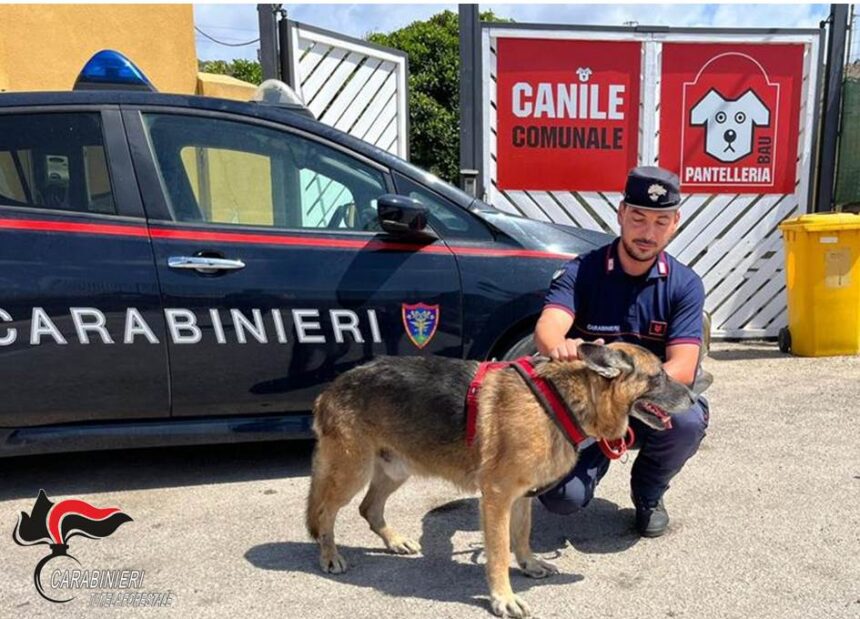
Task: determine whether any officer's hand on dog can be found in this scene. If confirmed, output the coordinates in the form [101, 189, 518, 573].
[548, 338, 604, 361]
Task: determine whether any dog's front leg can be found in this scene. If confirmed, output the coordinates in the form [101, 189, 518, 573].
[481, 489, 531, 618]
[511, 497, 558, 579]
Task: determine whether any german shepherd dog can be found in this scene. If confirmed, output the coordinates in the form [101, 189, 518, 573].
[306, 342, 695, 617]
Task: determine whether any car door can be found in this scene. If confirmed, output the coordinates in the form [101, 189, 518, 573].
[0, 108, 169, 427]
[123, 108, 463, 418]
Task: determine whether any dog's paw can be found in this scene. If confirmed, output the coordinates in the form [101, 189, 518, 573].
[386, 536, 421, 555]
[518, 556, 559, 579]
[319, 552, 348, 574]
[490, 592, 530, 618]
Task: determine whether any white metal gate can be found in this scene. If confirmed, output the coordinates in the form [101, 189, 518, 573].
[482, 26, 821, 339]
[287, 22, 409, 158]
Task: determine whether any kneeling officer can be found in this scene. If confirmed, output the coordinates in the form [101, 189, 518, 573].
[534, 166, 709, 537]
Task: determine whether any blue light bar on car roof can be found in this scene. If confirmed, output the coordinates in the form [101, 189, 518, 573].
[73, 50, 157, 92]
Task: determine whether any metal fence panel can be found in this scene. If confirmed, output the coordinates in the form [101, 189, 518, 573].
[285, 22, 408, 225]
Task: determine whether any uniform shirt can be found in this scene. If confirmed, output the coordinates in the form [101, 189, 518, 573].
[544, 239, 705, 361]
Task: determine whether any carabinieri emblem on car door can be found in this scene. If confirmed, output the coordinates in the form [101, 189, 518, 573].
[401, 303, 440, 349]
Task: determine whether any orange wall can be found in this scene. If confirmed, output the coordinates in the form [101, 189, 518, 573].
[0, 4, 198, 94]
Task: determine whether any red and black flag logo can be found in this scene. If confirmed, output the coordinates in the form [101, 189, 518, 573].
[13, 490, 132, 603]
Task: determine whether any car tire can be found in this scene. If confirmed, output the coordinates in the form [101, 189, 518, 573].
[778, 327, 791, 354]
[500, 333, 538, 361]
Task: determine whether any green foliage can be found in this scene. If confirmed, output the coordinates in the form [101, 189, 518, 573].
[369, 10, 508, 183]
[198, 59, 263, 86]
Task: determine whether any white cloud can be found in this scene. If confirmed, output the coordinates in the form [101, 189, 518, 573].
[193, 3, 831, 62]
[485, 4, 827, 28]
[289, 3, 455, 39]
[193, 3, 457, 61]
[194, 4, 260, 62]
[708, 3, 826, 28]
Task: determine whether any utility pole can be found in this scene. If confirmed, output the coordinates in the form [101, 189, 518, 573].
[257, 4, 280, 81]
[277, 7, 296, 88]
[816, 3, 850, 212]
[459, 4, 483, 199]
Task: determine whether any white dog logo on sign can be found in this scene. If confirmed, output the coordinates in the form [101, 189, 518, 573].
[690, 88, 770, 163]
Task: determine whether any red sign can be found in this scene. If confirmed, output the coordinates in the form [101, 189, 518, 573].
[496, 38, 641, 191]
[659, 43, 804, 194]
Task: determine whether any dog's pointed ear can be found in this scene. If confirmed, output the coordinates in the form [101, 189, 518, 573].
[579, 343, 634, 379]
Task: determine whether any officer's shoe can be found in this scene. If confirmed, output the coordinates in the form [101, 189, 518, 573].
[634, 497, 669, 538]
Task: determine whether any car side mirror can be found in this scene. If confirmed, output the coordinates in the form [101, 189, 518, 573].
[377, 194, 431, 237]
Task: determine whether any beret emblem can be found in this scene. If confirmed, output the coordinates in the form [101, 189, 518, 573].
[647, 183, 667, 202]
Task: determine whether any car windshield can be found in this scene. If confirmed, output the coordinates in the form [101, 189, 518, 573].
[394, 159, 495, 211]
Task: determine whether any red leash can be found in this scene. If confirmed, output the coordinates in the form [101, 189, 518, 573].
[465, 357, 635, 460]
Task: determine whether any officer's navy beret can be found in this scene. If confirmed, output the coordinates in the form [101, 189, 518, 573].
[623, 166, 682, 211]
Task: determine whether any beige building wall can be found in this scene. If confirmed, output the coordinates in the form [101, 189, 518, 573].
[196, 72, 258, 101]
[0, 4, 198, 94]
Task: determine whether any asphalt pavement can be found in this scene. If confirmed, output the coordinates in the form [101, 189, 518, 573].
[1, 341, 858, 619]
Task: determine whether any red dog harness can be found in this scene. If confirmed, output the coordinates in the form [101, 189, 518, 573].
[465, 356, 634, 460]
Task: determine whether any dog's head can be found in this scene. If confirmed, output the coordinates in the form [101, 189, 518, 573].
[567, 342, 696, 440]
[690, 89, 770, 163]
[576, 67, 592, 82]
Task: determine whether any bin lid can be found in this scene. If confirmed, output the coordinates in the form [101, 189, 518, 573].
[778, 212, 860, 232]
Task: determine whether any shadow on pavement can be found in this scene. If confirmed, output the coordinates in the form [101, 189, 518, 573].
[532, 498, 641, 555]
[708, 345, 788, 361]
[246, 494, 642, 610]
[246, 537, 581, 613]
[0, 440, 314, 501]
[416, 497, 639, 557]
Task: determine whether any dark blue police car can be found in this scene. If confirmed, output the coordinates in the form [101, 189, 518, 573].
[0, 51, 611, 456]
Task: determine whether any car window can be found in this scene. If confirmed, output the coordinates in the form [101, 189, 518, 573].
[0, 113, 116, 214]
[299, 169, 362, 228]
[142, 114, 387, 231]
[393, 172, 493, 241]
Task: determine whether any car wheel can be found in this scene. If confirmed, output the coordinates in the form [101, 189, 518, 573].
[778, 327, 791, 354]
[500, 333, 538, 361]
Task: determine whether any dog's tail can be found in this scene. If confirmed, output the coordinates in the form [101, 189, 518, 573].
[306, 465, 323, 541]
[306, 390, 344, 541]
[306, 392, 328, 540]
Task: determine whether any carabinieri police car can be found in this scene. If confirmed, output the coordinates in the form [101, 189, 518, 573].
[0, 51, 612, 456]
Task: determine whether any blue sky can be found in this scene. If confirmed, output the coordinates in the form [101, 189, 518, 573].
[194, 4, 838, 62]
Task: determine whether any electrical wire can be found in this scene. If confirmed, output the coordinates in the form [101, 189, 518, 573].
[194, 26, 260, 47]
[196, 24, 258, 34]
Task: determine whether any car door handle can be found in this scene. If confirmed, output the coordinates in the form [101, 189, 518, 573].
[168, 256, 246, 273]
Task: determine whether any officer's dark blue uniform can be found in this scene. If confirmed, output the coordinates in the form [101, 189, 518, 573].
[538, 167, 710, 520]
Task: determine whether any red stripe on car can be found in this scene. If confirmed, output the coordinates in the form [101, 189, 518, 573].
[0, 217, 575, 260]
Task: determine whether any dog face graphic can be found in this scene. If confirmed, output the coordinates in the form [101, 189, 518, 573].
[690, 89, 770, 163]
[576, 67, 592, 82]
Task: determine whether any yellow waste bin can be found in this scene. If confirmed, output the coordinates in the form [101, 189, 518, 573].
[778, 213, 860, 356]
